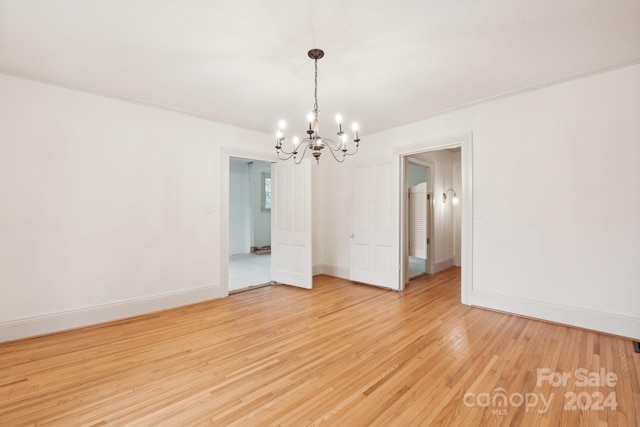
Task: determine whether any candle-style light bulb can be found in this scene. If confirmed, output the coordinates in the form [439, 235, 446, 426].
[293, 136, 300, 150]
[278, 120, 286, 130]
[352, 122, 359, 140]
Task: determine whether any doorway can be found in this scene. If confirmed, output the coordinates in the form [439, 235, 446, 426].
[394, 132, 472, 304]
[220, 147, 314, 296]
[404, 149, 461, 284]
[228, 157, 272, 292]
[220, 148, 277, 296]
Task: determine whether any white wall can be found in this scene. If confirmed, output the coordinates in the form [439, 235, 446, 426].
[321, 64, 640, 338]
[407, 162, 427, 187]
[2, 63, 638, 341]
[315, 160, 351, 278]
[229, 158, 251, 255]
[0, 73, 273, 341]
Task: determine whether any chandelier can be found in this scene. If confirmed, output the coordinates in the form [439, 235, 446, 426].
[275, 49, 360, 164]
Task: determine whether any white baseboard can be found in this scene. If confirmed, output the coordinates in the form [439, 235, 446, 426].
[0, 284, 222, 343]
[317, 264, 350, 280]
[470, 290, 640, 340]
[9, 280, 634, 344]
[434, 257, 454, 273]
[313, 264, 324, 276]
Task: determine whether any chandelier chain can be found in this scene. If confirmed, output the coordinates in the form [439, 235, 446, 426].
[313, 59, 319, 113]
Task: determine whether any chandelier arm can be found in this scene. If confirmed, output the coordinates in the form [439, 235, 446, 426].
[276, 139, 297, 157]
[326, 144, 346, 163]
[323, 136, 359, 157]
[343, 144, 360, 156]
[294, 143, 310, 164]
[277, 142, 295, 156]
[277, 150, 295, 161]
[322, 138, 342, 151]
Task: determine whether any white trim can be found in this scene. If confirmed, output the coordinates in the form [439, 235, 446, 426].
[470, 291, 640, 341]
[220, 147, 277, 296]
[3, 59, 639, 135]
[433, 257, 455, 273]
[312, 264, 323, 276]
[0, 70, 233, 126]
[393, 132, 473, 304]
[361, 59, 640, 133]
[406, 157, 433, 168]
[318, 264, 350, 280]
[0, 285, 220, 342]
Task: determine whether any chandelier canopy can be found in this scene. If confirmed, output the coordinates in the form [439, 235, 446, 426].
[275, 49, 360, 164]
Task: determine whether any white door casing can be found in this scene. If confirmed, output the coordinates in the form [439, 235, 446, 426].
[270, 159, 313, 289]
[393, 132, 472, 302]
[350, 163, 398, 290]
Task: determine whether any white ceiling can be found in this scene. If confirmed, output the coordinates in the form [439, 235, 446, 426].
[1, 1, 638, 136]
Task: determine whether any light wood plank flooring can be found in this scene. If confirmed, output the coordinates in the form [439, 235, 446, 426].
[1, 268, 638, 426]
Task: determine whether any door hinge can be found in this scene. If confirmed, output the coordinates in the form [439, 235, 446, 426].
[427, 238, 430, 244]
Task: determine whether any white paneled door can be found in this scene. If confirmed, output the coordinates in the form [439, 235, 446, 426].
[409, 182, 428, 260]
[270, 160, 313, 289]
[350, 163, 399, 290]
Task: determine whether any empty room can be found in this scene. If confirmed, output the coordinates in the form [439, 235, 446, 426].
[1, 1, 639, 425]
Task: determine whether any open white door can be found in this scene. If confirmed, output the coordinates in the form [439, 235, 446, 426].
[409, 182, 428, 259]
[270, 159, 313, 289]
[350, 163, 398, 289]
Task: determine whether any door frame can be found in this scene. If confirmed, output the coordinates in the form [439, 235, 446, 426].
[392, 132, 473, 304]
[220, 147, 277, 296]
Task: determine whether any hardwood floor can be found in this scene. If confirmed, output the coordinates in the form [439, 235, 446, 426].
[1, 268, 638, 426]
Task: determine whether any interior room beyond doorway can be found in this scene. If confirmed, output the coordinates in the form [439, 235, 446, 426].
[405, 148, 461, 285]
[228, 157, 272, 291]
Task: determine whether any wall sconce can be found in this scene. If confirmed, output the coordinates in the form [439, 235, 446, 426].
[443, 189, 458, 205]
